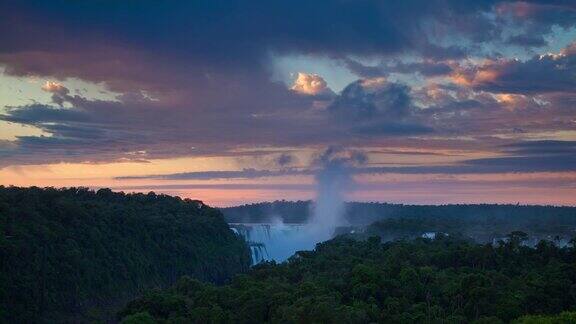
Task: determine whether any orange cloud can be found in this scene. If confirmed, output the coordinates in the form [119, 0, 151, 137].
[494, 93, 530, 110]
[41, 81, 69, 94]
[450, 64, 500, 87]
[291, 72, 332, 96]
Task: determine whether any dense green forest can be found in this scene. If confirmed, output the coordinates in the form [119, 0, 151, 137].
[223, 201, 310, 223]
[0, 186, 251, 323]
[223, 201, 576, 243]
[365, 216, 574, 245]
[3, 189, 575, 323]
[120, 235, 576, 323]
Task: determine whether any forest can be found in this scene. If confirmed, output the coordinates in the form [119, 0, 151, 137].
[223, 201, 576, 243]
[120, 234, 576, 323]
[0, 186, 251, 323]
[2, 188, 576, 323]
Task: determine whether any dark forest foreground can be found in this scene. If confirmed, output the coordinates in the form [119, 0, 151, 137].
[0, 187, 251, 323]
[121, 235, 576, 323]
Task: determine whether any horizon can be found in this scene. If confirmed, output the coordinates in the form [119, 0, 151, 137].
[4, 185, 575, 209]
[1, 1, 576, 206]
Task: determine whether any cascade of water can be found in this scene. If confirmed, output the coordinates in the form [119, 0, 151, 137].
[230, 223, 306, 264]
[249, 242, 269, 264]
[229, 148, 364, 265]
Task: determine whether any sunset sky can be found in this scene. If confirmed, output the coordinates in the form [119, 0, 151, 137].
[1, 1, 575, 206]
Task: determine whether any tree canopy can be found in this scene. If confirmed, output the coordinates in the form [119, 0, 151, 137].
[0, 186, 251, 323]
[120, 235, 576, 323]
[224, 201, 576, 243]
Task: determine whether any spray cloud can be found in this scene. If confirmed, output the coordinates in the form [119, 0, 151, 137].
[308, 146, 367, 241]
[237, 147, 367, 263]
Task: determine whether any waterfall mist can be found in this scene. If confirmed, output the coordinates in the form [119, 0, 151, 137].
[232, 147, 366, 263]
[307, 147, 365, 241]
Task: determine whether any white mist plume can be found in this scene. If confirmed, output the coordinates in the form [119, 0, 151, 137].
[308, 146, 367, 241]
[238, 147, 367, 264]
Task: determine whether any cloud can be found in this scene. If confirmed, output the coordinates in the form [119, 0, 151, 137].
[409, 81, 576, 137]
[341, 59, 387, 79]
[41, 81, 68, 94]
[118, 148, 369, 181]
[361, 140, 576, 175]
[0, 1, 517, 69]
[117, 168, 310, 180]
[505, 34, 547, 48]
[110, 175, 576, 194]
[114, 140, 576, 181]
[351, 122, 433, 136]
[502, 140, 576, 155]
[276, 153, 296, 167]
[1, 1, 569, 98]
[356, 140, 576, 174]
[0, 0, 575, 171]
[314, 146, 368, 167]
[113, 183, 314, 191]
[343, 58, 453, 78]
[327, 78, 433, 135]
[41, 81, 70, 106]
[363, 140, 576, 174]
[1, 104, 89, 124]
[329, 78, 412, 120]
[291, 72, 334, 96]
[496, 1, 576, 37]
[451, 42, 576, 94]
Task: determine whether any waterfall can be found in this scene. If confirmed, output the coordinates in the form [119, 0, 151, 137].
[249, 242, 269, 264]
[230, 223, 307, 264]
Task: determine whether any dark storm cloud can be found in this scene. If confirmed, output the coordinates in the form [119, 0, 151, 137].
[276, 153, 296, 167]
[343, 59, 453, 78]
[329, 80, 412, 120]
[0, 1, 506, 64]
[497, 1, 576, 38]
[454, 43, 576, 94]
[327, 79, 434, 136]
[0, 0, 575, 168]
[16, 136, 90, 147]
[342, 60, 387, 79]
[2, 1, 567, 95]
[1, 105, 89, 124]
[418, 45, 470, 61]
[391, 62, 453, 77]
[506, 34, 548, 48]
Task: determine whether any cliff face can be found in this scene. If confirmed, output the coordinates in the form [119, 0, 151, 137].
[0, 186, 251, 323]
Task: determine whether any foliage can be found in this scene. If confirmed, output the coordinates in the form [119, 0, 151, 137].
[223, 200, 310, 223]
[223, 201, 576, 243]
[512, 311, 576, 324]
[0, 186, 251, 323]
[120, 235, 576, 323]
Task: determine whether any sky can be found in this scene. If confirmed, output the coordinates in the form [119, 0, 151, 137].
[1, 0, 575, 206]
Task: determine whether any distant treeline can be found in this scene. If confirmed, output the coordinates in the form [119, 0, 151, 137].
[119, 235, 576, 323]
[0, 187, 251, 323]
[222, 201, 576, 241]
